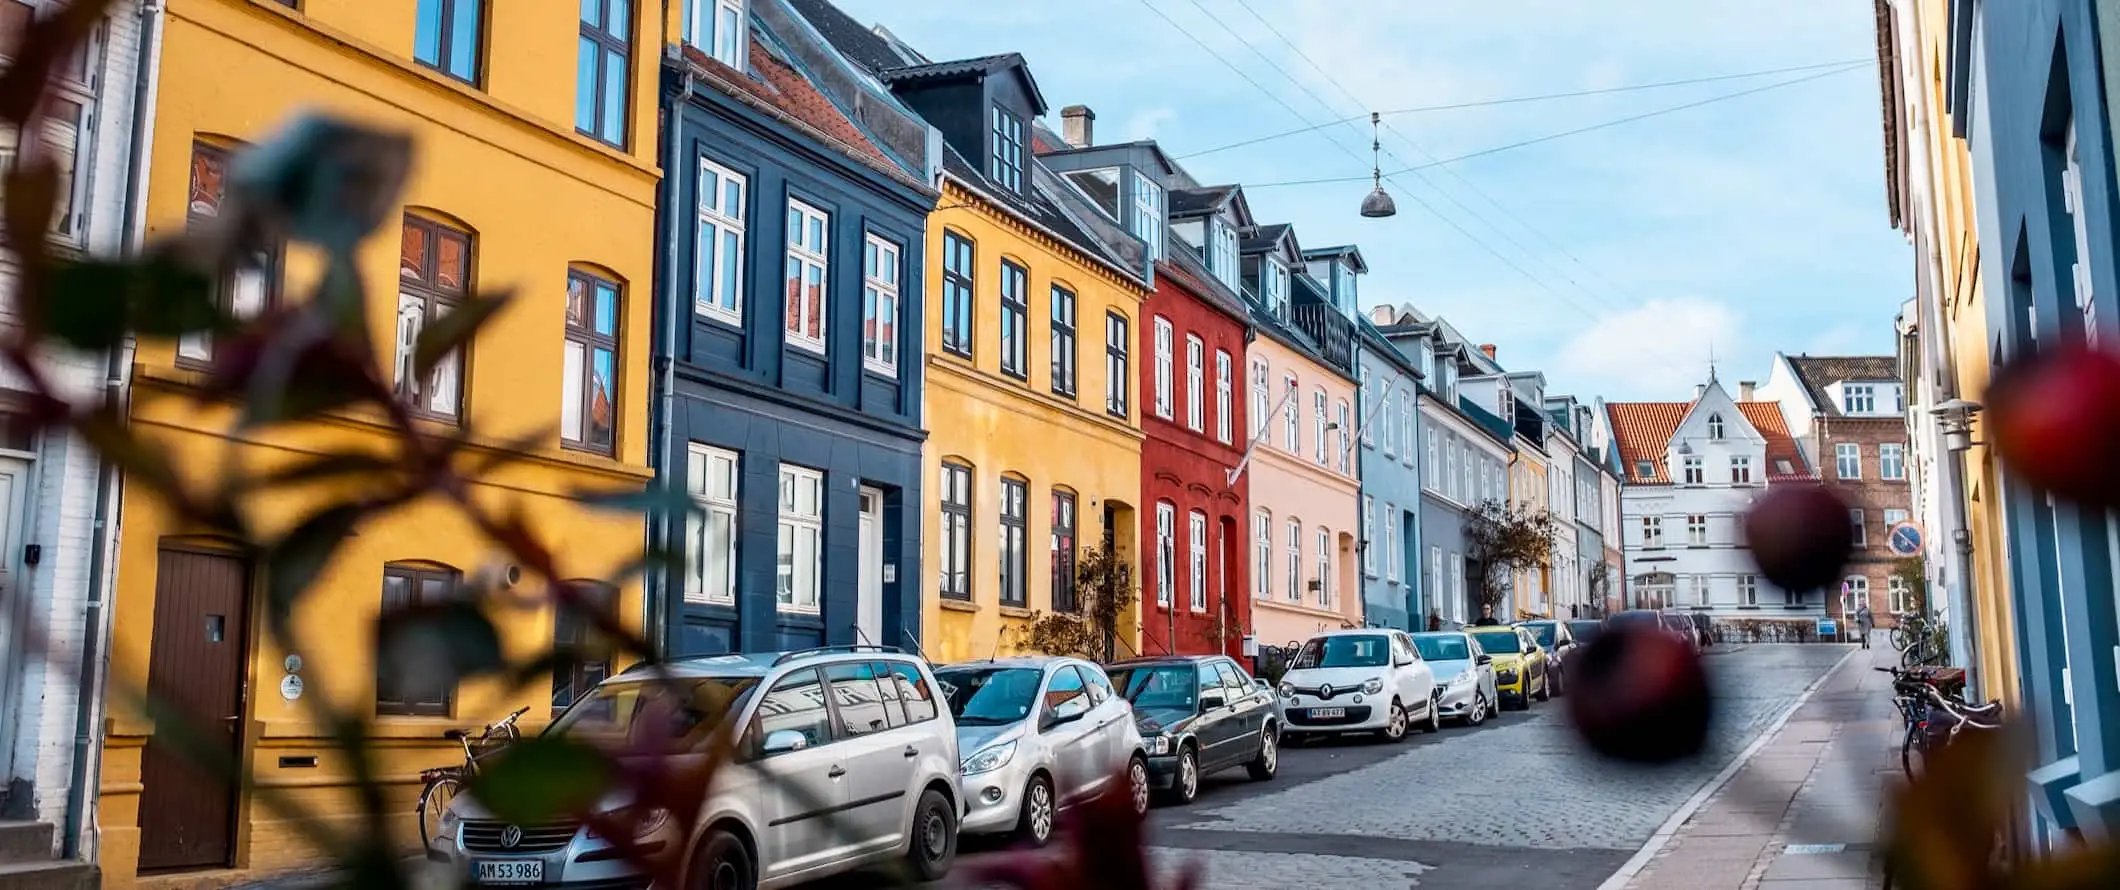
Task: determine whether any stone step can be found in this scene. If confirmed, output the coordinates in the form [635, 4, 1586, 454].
[0, 859, 94, 890]
[0, 823, 54, 865]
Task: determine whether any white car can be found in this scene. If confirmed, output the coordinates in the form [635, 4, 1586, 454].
[1413, 631, 1500, 726]
[933, 656, 1148, 845]
[1276, 629, 1439, 743]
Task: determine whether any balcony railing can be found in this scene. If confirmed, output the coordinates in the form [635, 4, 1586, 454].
[1290, 303, 1356, 371]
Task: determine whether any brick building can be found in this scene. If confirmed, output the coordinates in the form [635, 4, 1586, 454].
[1756, 355, 1919, 629]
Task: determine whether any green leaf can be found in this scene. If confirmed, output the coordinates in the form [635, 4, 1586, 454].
[414, 292, 511, 383]
[42, 256, 218, 351]
[574, 483, 700, 518]
[265, 504, 364, 623]
[465, 735, 614, 826]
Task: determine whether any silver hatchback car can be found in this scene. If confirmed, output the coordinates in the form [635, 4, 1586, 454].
[933, 657, 1149, 845]
[430, 646, 962, 890]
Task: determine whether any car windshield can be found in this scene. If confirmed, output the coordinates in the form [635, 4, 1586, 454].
[1524, 623, 1558, 647]
[1469, 631, 1521, 654]
[1611, 611, 1658, 628]
[1291, 635, 1391, 669]
[1108, 665, 1198, 710]
[933, 667, 1044, 726]
[1569, 621, 1604, 643]
[1663, 614, 1691, 630]
[546, 676, 760, 754]
[1413, 634, 1473, 661]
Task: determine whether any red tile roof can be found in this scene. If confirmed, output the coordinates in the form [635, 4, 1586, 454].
[683, 41, 898, 174]
[1606, 400, 1812, 485]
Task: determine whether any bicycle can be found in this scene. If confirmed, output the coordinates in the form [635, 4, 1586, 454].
[416, 706, 529, 845]
[1881, 667, 1998, 779]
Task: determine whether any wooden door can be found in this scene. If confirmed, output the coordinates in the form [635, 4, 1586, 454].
[137, 547, 250, 872]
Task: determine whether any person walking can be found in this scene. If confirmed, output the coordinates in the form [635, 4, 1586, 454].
[1854, 603, 1874, 649]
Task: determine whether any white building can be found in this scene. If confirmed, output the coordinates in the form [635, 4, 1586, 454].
[1602, 377, 1823, 621]
[0, 0, 149, 858]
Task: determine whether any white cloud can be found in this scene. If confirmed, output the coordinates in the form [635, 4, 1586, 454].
[1553, 297, 1739, 399]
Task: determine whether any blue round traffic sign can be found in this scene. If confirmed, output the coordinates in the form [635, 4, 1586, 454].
[1887, 522, 1923, 556]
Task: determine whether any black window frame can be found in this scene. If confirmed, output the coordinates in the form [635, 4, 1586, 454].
[989, 105, 1025, 192]
[823, 662, 894, 738]
[1051, 490, 1077, 613]
[562, 268, 621, 455]
[940, 461, 973, 600]
[397, 214, 474, 423]
[576, 0, 633, 149]
[941, 230, 976, 358]
[549, 580, 618, 716]
[1105, 311, 1130, 418]
[377, 562, 464, 717]
[999, 476, 1028, 607]
[998, 259, 1029, 379]
[176, 140, 282, 371]
[413, 0, 484, 86]
[748, 667, 840, 755]
[1050, 283, 1077, 396]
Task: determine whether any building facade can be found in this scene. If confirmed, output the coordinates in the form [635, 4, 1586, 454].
[98, 1, 661, 884]
[654, 0, 937, 657]
[0, 0, 145, 859]
[1355, 321, 1425, 632]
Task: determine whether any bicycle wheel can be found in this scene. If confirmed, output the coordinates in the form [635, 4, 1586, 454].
[418, 776, 463, 844]
[1901, 722, 1928, 779]
[1891, 625, 1914, 650]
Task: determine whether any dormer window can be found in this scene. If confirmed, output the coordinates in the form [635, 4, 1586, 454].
[1635, 460, 1654, 477]
[684, 0, 746, 69]
[1707, 413, 1725, 439]
[1333, 261, 1356, 310]
[1209, 217, 1240, 290]
[1065, 167, 1121, 218]
[1262, 256, 1289, 318]
[989, 106, 1025, 192]
[1131, 171, 1163, 261]
[1842, 384, 1876, 414]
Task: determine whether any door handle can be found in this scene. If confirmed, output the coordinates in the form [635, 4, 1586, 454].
[828, 765, 847, 778]
[902, 745, 919, 758]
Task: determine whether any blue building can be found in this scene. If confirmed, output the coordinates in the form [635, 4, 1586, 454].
[1354, 316, 1425, 630]
[651, 0, 939, 655]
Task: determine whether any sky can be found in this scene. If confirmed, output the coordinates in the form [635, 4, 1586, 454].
[827, 0, 1913, 403]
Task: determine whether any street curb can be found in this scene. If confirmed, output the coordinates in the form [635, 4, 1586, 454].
[1593, 645, 1861, 890]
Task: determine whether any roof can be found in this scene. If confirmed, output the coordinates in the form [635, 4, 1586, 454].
[1169, 185, 1235, 218]
[1158, 253, 1252, 324]
[785, 0, 912, 72]
[1301, 244, 1368, 274]
[1240, 222, 1293, 254]
[1784, 355, 1901, 417]
[875, 51, 1049, 115]
[682, 39, 901, 179]
[1458, 396, 1519, 449]
[1603, 400, 1811, 484]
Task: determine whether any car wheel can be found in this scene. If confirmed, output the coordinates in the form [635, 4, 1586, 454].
[1018, 774, 1055, 846]
[1382, 698, 1409, 742]
[1165, 745, 1201, 805]
[1423, 691, 1443, 733]
[903, 788, 957, 883]
[1246, 724, 1279, 780]
[688, 828, 755, 890]
[1534, 673, 1552, 702]
[1468, 692, 1488, 726]
[1128, 755, 1151, 816]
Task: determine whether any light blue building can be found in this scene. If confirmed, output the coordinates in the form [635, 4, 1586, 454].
[1354, 317, 1425, 630]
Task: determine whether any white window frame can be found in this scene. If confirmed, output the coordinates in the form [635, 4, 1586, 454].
[1682, 455, 1704, 485]
[1282, 374, 1299, 451]
[1313, 388, 1328, 464]
[1209, 216, 1240, 290]
[2066, 120, 2100, 344]
[1444, 438, 1458, 502]
[1285, 517, 1302, 603]
[1215, 350, 1233, 444]
[1132, 170, 1163, 261]
[1315, 526, 1331, 606]
[1739, 573, 1758, 606]
[1687, 514, 1708, 546]
[1189, 510, 1208, 612]
[1400, 398, 1414, 467]
[776, 463, 825, 612]
[684, 444, 740, 604]
[1449, 552, 1464, 622]
[684, 0, 747, 69]
[1888, 574, 1912, 613]
[861, 233, 900, 374]
[1384, 503, 1399, 583]
[1885, 508, 1910, 530]
[1706, 413, 1725, 439]
[783, 198, 829, 352]
[1360, 371, 1376, 448]
[1730, 456, 1753, 484]
[1250, 359, 1270, 441]
[1254, 509, 1273, 600]
[1850, 509, 1867, 547]
[1362, 496, 1376, 577]
[1155, 502, 1176, 608]
[1185, 335, 1205, 432]
[1880, 443, 1906, 480]
[1836, 443, 1862, 480]
[1843, 575, 1870, 615]
[1642, 516, 1664, 548]
[1336, 399, 1352, 473]
[0, 4, 98, 253]
[1425, 427, 1438, 490]
[1843, 384, 1876, 414]
[1263, 256, 1288, 318]
[1153, 317, 1174, 419]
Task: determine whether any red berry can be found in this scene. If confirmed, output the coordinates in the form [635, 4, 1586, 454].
[1987, 346, 2120, 509]
[1744, 485, 1854, 594]
[1567, 623, 1712, 765]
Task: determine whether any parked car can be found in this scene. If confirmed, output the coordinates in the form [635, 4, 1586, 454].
[1518, 620, 1579, 696]
[1566, 619, 1605, 647]
[932, 657, 1147, 845]
[1412, 631, 1498, 726]
[1105, 655, 1278, 805]
[431, 646, 961, 890]
[1608, 609, 1663, 633]
[1660, 610, 1706, 652]
[1276, 629, 1439, 743]
[1465, 625, 1550, 709]
[1687, 611, 1715, 647]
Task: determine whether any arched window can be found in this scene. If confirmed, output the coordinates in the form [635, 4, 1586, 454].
[176, 138, 280, 368]
[1154, 501, 1176, 608]
[1707, 413, 1725, 440]
[1051, 488, 1079, 612]
[939, 461, 973, 599]
[396, 212, 477, 421]
[552, 580, 619, 714]
[377, 561, 463, 716]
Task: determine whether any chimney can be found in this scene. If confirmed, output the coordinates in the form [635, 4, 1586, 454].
[1478, 344, 1497, 360]
[1370, 305, 1397, 325]
[1739, 380, 1757, 400]
[1062, 105, 1096, 148]
[1694, 384, 1707, 400]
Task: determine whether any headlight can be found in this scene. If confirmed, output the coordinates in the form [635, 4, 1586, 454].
[1278, 682, 1296, 698]
[628, 807, 670, 839]
[436, 808, 460, 841]
[962, 740, 1017, 775]
[1363, 678, 1384, 695]
[1146, 734, 1173, 755]
[1448, 672, 1476, 686]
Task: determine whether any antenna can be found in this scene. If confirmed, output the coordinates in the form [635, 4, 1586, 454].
[898, 629, 928, 662]
[1706, 340, 1720, 383]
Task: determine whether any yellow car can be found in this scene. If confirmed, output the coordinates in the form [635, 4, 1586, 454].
[1465, 626, 1551, 710]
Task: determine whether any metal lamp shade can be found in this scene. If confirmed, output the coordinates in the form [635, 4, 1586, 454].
[1360, 185, 1397, 218]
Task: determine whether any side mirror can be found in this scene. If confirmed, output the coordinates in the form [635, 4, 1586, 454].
[1199, 694, 1226, 712]
[1254, 678, 1271, 691]
[1042, 706, 1085, 731]
[761, 729, 809, 756]
[1475, 654, 1493, 665]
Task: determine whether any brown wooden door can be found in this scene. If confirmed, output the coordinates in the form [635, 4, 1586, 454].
[137, 547, 250, 872]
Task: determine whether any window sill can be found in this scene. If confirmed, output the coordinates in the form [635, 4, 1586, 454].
[938, 598, 979, 614]
[999, 605, 1034, 619]
[695, 305, 742, 328]
[785, 339, 827, 356]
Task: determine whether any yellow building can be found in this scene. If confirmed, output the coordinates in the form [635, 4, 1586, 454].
[1509, 455, 1550, 617]
[100, 1, 657, 885]
[1877, 0, 2016, 705]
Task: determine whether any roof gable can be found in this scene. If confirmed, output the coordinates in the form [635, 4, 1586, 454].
[1605, 394, 1811, 486]
[1785, 355, 1901, 417]
[876, 52, 1050, 115]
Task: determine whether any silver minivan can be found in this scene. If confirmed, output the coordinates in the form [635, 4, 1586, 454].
[933, 656, 1148, 845]
[430, 647, 962, 890]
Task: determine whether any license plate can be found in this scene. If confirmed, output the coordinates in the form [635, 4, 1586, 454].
[1309, 707, 1346, 719]
[476, 860, 543, 885]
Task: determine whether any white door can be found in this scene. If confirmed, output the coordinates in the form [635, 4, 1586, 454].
[857, 488, 884, 646]
[0, 458, 32, 789]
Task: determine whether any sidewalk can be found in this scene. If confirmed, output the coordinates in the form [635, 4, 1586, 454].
[1621, 642, 1901, 890]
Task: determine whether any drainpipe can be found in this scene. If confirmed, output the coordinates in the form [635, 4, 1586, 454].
[649, 59, 695, 660]
[64, 0, 160, 861]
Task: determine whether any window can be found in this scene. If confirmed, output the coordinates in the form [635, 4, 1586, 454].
[1425, 428, 1438, 489]
[1052, 492, 1078, 612]
[1359, 372, 1375, 448]
[1836, 443, 1861, 480]
[1131, 171, 1163, 260]
[1215, 350, 1233, 444]
[1706, 413, 1725, 439]
[783, 199, 828, 352]
[1687, 514, 1707, 546]
[1401, 398, 1414, 467]
[824, 663, 893, 737]
[1427, 547, 1441, 610]
[1285, 517, 1301, 602]
[684, 444, 739, 605]
[575, 0, 631, 147]
[1263, 257, 1288, 318]
[860, 235, 901, 373]
[1776, 459, 1796, 476]
[1635, 459, 1654, 478]
[888, 662, 938, 723]
[1152, 317, 1173, 418]
[1888, 574, 1913, 613]
[1254, 509, 1272, 600]
[562, 270, 620, 454]
[1380, 393, 1394, 455]
[175, 143, 276, 364]
[1250, 360, 1270, 440]
[0, 2, 96, 250]
[942, 231, 975, 357]
[993, 259, 1029, 378]
[1282, 375, 1299, 451]
[2064, 120, 2099, 345]
[1188, 510, 1208, 612]
[1314, 526, 1331, 606]
[1050, 285, 1077, 396]
[999, 477, 1027, 608]
[414, 0, 483, 84]
[1730, 456, 1753, 484]
[1444, 439, 1458, 501]
[776, 465, 823, 612]
[989, 106, 1024, 192]
[1105, 313, 1130, 417]
[377, 563, 462, 716]
[1739, 574, 1759, 606]
[1209, 218, 1240, 289]
[939, 462, 972, 599]
[1849, 509, 1867, 547]
[753, 669, 832, 752]
[1155, 502, 1175, 608]
[1842, 384, 1876, 414]
[1336, 399, 1351, 472]
[1312, 389, 1328, 464]
[1642, 516, 1664, 548]
[1384, 504, 1399, 583]
[1449, 553, 1464, 620]
[694, 158, 746, 323]
[1043, 666, 1091, 723]
[550, 581, 618, 713]
[683, 0, 745, 68]
[1885, 508, 1910, 531]
[1682, 455, 1704, 485]
[1361, 496, 1376, 577]
[394, 215, 473, 421]
[1185, 336, 1205, 431]
[1843, 576, 1870, 616]
[1880, 443, 1906, 480]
